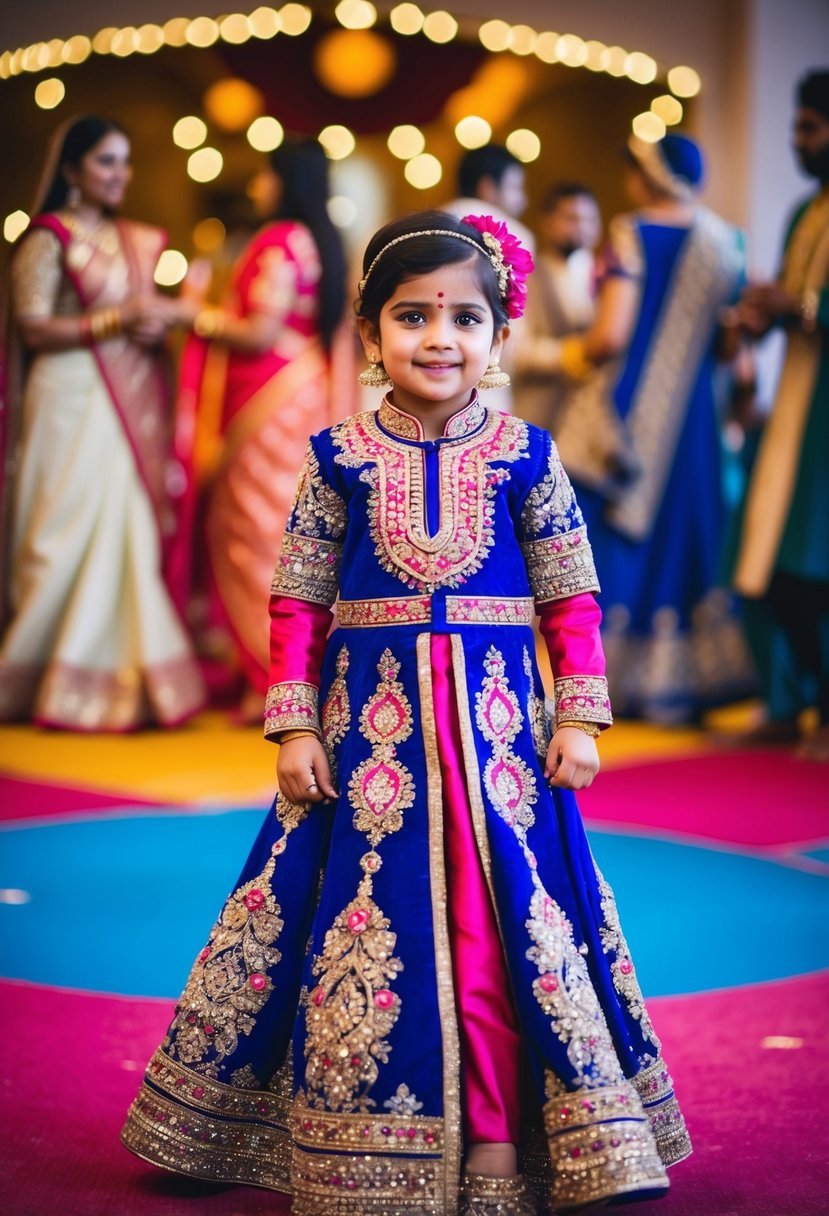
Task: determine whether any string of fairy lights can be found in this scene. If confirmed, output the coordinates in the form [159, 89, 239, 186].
[1, 2, 703, 282]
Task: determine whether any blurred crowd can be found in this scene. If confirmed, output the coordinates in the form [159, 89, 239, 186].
[1, 69, 827, 759]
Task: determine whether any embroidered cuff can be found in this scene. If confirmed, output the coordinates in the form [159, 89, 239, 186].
[554, 675, 612, 731]
[522, 526, 600, 604]
[270, 533, 342, 606]
[264, 682, 321, 741]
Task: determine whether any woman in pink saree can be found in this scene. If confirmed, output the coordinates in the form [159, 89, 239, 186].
[179, 137, 353, 718]
[0, 116, 205, 730]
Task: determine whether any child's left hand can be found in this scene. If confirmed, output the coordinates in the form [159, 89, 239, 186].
[545, 727, 600, 791]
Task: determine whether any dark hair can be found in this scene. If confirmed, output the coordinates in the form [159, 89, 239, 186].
[37, 116, 128, 214]
[356, 209, 509, 330]
[269, 136, 347, 351]
[541, 181, 596, 212]
[458, 144, 521, 198]
[797, 69, 829, 121]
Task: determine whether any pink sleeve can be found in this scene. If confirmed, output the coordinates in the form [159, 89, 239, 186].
[263, 595, 332, 741]
[538, 593, 613, 730]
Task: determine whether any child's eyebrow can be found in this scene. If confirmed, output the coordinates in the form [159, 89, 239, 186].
[389, 299, 485, 310]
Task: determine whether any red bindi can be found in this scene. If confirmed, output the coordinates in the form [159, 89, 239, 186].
[437, 291, 445, 309]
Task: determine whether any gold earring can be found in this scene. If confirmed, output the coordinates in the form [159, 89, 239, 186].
[66, 184, 81, 209]
[477, 359, 510, 390]
[358, 354, 392, 388]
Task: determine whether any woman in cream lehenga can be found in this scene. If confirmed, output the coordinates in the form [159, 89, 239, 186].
[0, 115, 205, 730]
[176, 136, 354, 721]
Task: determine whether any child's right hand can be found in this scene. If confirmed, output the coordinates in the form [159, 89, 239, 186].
[277, 736, 338, 805]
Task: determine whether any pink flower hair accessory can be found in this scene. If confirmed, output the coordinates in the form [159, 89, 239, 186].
[460, 213, 535, 319]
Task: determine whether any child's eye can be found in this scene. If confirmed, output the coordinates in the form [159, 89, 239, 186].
[455, 312, 482, 327]
[398, 311, 426, 325]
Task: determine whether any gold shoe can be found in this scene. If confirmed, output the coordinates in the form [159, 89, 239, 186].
[459, 1173, 537, 1215]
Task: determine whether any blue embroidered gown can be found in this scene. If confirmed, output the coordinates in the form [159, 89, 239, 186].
[122, 398, 691, 1214]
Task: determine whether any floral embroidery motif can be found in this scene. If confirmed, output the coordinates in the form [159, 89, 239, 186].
[446, 595, 534, 625]
[476, 646, 537, 832]
[337, 596, 432, 628]
[166, 855, 285, 1075]
[595, 869, 657, 1046]
[524, 646, 550, 759]
[322, 646, 351, 770]
[521, 442, 584, 536]
[270, 534, 342, 606]
[229, 1063, 261, 1089]
[383, 1083, 424, 1116]
[289, 443, 348, 540]
[475, 646, 621, 1090]
[522, 527, 600, 603]
[349, 650, 415, 847]
[332, 410, 529, 592]
[304, 873, 403, 1113]
[554, 675, 612, 730]
[264, 682, 320, 738]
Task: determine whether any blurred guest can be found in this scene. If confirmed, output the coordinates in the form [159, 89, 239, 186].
[444, 144, 535, 411]
[513, 182, 600, 432]
[175, 137, 353, 721]
[550, 133, 754, 722]
[0, 116, 205, 730]
[732, 69, 829, 760]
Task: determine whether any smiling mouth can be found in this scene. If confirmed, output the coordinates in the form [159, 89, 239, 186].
[417, 362, 460, 370]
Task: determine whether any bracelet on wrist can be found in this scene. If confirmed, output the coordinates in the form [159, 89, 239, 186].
[278, 729, 318, 744]
[557, 720, 602, 737]
[88, 306, 123, 342]
[193, 308, 226, 340]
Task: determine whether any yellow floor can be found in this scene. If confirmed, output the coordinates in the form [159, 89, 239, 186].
[0, 702, 758, 805]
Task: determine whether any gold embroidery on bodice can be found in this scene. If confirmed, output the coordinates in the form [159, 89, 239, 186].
[333, 404, 529, 592]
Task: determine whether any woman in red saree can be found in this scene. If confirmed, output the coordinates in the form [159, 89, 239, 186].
[0, 116, 205, 730]
[178, 137, 354, 720]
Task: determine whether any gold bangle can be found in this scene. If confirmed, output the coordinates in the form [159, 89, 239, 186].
[193, 308, 226, 340]
[278, 729, 318, 744]
[88, 306, 122, 342]
[559, 336, 595, 380]
[557, 720, 602, 737]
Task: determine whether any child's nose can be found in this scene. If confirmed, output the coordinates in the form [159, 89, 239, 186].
[425, 317, 454, 345]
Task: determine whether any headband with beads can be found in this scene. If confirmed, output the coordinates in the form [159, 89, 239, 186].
[358, 215, 533, 320]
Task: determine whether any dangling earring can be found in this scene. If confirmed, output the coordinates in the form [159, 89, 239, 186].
[66, 184, 81, 209]
[358, 354, 392, 388]
[477, 358, 510, 390]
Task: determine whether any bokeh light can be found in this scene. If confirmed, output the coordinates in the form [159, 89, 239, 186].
[318, 125, 356, 159]
[631, 111, 666, 142]
[422, 11, 458, 44]
[506, 128, 541, 162]
[192, 217, 226, 253]
[172, 116, 207, 150]
[404, 153, 442, 189]
[204, 78, 264, 131]
[478, 19, 511, 53]
[280, 5, 312, 36]
[335, 0, 377, 30]
[389, 4, 424, 35]
[187, 147, 223, 182]
[387, 124, 425, 160]
[328, 194, 359, 228]
[154, 249, 189, 286]
[4, 210, 30, 243]
[247, 115, 285, 151]
[34, 77, 65, 109]
[454, 116, 492, 149]
[651, 95, 684, 126]
[667, 65, 702, 97]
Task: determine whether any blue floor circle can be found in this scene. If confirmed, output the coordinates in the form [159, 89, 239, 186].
[1, 807, 827, 997]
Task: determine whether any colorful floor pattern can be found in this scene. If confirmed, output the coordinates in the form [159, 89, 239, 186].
[1, 709, 828, 1216]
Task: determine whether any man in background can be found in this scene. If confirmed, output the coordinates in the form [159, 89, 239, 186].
[512, 182, 601, 432]
[733, 69, 829, 760]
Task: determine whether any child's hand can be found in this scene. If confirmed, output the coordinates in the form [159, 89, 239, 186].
[545, 727, 600, 791]
[277, 736, 338, 805]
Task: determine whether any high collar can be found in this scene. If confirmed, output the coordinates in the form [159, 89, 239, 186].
[377, 394, 487, 442]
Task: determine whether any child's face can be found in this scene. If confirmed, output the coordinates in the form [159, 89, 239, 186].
[360, 259, 505, 420]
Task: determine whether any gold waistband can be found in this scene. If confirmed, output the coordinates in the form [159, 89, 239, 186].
[336, 596, 534, 628]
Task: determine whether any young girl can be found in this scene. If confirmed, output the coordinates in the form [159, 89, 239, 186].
[122, 211, 690, 1215]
